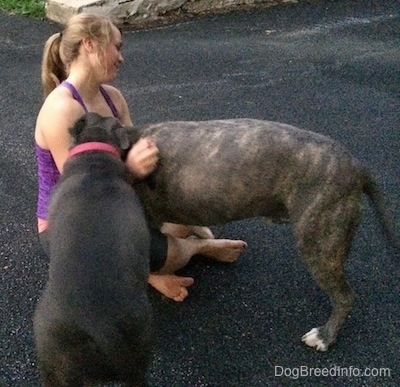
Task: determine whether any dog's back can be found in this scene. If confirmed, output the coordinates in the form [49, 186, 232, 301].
[134, 119, 362, 226]
[34, 151, 152, 386]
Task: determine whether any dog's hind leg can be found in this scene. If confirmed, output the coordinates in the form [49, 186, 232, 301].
[35, 327, 88, 387]
[39, 359, 84, 387]
[292, 194, 361, 351]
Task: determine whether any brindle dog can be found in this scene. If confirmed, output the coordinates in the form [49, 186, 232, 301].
[33, 113, 153, 387]
[83, 113, 398, 352]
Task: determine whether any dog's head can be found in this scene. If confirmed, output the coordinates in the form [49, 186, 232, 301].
[69, 112, 137, 157]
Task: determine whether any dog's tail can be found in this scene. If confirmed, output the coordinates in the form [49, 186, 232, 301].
[362, 171, 400, 251]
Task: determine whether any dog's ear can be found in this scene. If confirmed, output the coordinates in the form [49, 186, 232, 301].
[125, 126, 141, 145]
[69, 114, 87, 138]
[115, 126, 132, 151]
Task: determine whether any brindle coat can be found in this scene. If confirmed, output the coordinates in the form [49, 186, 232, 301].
[131, 118, 398, 351]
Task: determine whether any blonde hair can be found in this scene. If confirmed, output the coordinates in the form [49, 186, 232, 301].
[41, 13, 119, 98]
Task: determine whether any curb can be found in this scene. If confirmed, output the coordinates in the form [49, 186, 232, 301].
[45, 0, 298, 26]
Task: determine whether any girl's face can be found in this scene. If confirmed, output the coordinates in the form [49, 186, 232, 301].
[99, 26, 124, 82]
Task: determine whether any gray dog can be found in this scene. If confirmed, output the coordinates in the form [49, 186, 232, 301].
[33, 113, 153, 386]
[74, 113, 397, 354]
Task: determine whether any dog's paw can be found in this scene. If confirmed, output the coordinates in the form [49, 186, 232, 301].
[301, 328, 328, 351]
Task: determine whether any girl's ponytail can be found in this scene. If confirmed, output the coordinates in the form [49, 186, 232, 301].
[41, 33, 67, 99]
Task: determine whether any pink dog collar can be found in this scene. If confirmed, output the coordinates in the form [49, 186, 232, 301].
[68, 142, 121, 159]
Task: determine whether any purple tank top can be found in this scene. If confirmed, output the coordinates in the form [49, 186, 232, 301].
[36, 144, 61, 219]
[36, 81, 120, 219]
[61, 81, 120, 118]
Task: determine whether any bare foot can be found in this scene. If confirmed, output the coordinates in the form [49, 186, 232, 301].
[161, 223, 214, 239]
[196, 238, 247, 263]
[148, 273, 194, 302]
[160, 237, 247, 274]
[190, 226, 215, 239]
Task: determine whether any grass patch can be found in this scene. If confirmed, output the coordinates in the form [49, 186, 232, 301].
[0, 0, 46, 18]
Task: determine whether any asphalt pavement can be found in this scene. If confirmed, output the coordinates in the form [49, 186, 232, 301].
[0, 0, 399, 386]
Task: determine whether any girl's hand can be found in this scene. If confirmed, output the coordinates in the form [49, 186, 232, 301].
[126, 137, 159, 180]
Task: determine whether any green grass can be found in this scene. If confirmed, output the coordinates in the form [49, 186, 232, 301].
[0, 0, 46, 18]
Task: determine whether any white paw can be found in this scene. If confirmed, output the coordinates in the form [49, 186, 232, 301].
[302, 328, 328, 351]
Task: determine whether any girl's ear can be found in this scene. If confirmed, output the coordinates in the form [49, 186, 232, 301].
[81, 37, 95, 53]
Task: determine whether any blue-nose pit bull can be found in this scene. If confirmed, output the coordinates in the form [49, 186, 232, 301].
[33, 113, 153, 386]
